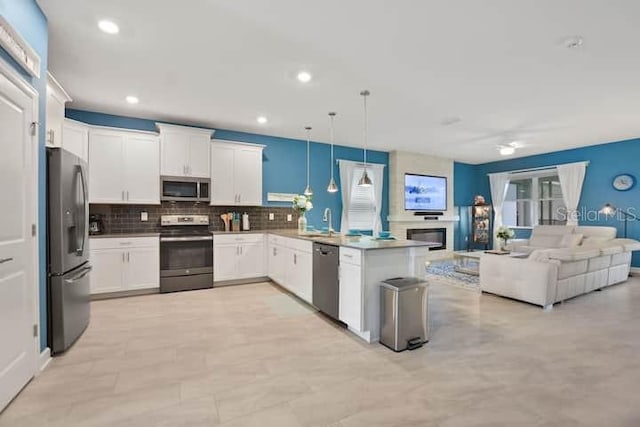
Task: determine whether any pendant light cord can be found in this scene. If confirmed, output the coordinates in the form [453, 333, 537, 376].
[361, 90, 370, 169]
[329, 112, 336, 179]
[305, 126, 311, 189]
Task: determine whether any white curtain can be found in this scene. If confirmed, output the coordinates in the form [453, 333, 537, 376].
[338, 160, 356, 232]
[557, 162, 587, 226]
[489, 172, 511, 249]
[369, 163, 386, 234]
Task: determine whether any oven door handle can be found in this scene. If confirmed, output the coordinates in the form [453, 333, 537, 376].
[160, 236, 213, 242]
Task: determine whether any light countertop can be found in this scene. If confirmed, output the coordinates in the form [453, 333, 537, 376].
[91, 229, 438, 250]
[89, 232, 160, 239]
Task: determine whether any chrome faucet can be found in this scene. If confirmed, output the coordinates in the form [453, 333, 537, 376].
[323, 208, 333, 236]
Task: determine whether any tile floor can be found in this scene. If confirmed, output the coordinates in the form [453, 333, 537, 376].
[2, 278, 640, 426]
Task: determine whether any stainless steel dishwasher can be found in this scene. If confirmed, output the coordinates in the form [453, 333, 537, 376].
[312, 243, 339, 320]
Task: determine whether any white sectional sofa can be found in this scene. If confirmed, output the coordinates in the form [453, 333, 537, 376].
[480, 225, 640, 309]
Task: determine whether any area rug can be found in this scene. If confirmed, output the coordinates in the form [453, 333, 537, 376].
[425, 260, 480, 292]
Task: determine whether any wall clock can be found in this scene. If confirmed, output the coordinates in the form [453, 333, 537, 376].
[612, 174, 635, 191]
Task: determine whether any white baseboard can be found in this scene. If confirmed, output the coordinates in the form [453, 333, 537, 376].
[37, 347, 51, 375]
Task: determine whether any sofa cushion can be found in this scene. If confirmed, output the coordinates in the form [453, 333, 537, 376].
[598, 243, 623, 256]
[532, 225, 575, 236]
[610, 238, 640, 252]
[529, 234, 563, 248]
[574, 226, 616, 241]
[547, 247, 601, 261]
[582, 236, 612, 246]
[559, 233, 583, 248]
[557, 261, 588, 280]
[516, 245, 549, 255]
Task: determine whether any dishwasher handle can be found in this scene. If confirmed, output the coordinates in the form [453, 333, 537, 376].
[315, 248, 334, 256]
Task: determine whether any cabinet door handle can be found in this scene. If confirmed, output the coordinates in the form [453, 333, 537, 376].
[126, 191, 129, 201]
[122, 190, 125, 201]
[240, 246, 243, 255]
[127, 252, 130, 262]
[294, 253, 297, 265]
[122, 252, 125, 263]
[0, 257, 13, 265]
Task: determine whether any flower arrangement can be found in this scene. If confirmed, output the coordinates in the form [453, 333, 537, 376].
[496, 226, 515, 250]
[292, 194, 313, 214]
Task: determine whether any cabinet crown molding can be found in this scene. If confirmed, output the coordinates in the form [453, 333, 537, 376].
[156, 122, 215, 138]
[211, 139, 265, 149]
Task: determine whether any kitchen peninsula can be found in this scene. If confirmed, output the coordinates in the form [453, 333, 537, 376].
[264, 230, 434, 343]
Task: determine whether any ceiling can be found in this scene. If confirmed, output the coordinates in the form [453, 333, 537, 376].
[39, 0, 640, 163]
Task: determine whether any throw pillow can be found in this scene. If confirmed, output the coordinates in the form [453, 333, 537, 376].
[559, 233, 583, 248]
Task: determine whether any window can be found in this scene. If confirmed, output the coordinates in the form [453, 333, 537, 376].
[347, 165, 376, 231]
[503, 174, 566, 228]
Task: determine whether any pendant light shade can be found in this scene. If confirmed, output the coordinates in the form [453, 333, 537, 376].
[327, 112, 339, 193]
[358, 169, 372, 187]
[303, 126, 313, 196]
[358, 90, 372, 187]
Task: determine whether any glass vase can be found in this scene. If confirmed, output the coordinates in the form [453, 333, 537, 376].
[297, 212, 307, 234]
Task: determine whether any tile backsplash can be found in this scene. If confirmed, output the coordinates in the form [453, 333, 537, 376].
[90, 202, 300, 234]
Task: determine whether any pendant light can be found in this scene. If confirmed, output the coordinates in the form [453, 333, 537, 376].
[358, 90, 372, 187]
[303, 126, 313, 196]
[327, 112, 339, 193]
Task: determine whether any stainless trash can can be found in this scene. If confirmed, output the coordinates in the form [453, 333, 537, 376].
[380, 277, 428, 352]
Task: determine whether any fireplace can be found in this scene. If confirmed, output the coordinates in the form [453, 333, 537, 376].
[407, 228, 446, 251]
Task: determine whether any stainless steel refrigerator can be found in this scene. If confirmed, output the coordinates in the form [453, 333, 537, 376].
[47, 147, 91, 355]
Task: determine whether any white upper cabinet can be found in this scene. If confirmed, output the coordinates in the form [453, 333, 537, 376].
[89, 127, 160, 204]
[46, 72, 71, 148]
[210, 140, 264, 206]
[62, 119, 89, 162]
[157, 123, 213, 178]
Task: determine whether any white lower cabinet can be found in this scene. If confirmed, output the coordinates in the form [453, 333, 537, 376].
[339, 248, 363, 331]
[213, 234, 266, 281]
[90, 237, 159, 294]
[267, 236, 313, 304]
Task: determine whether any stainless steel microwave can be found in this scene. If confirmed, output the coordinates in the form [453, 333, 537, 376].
[160, 176, 210, 202]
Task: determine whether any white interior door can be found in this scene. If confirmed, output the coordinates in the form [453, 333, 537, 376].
[0, 66, 38, 411]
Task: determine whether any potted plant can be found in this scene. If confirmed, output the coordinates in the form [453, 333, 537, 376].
[292, 194, 313, 233]
[495, 226, 515, 252]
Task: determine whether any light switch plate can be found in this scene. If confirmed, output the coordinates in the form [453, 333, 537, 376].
[141, 211, 148, 222]
[287, 214, 292, 222]
[269, 213, 275, 221]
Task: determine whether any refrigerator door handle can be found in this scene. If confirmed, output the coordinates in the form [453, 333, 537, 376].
[75, 164, 88, 256]
[64, 265, 92, 283]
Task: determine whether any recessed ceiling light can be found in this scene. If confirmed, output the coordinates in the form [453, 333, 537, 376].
[98, 20, 120, 35]
[297, 71, 312, 83]
[125, 95, 139, 104]
[499, 145, 516, 156]
[257, 116, 268, 124]
[562, 35, 584, 49]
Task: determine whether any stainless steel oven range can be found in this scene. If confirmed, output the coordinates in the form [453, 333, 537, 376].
[160, 215, 213, 293]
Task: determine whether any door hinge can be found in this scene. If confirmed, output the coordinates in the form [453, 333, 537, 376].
[30, 122, 38, 136]
[32, 224, 37, 236]
[33, 324, 38, 337]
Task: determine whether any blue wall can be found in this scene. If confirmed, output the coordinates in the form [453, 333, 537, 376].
[66, 109, 390, 231]
[455, 138, 640, 266]
[0, 0, 49, 350]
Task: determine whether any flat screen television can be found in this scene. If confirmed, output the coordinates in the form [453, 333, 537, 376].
[404, 173, 447, 211]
